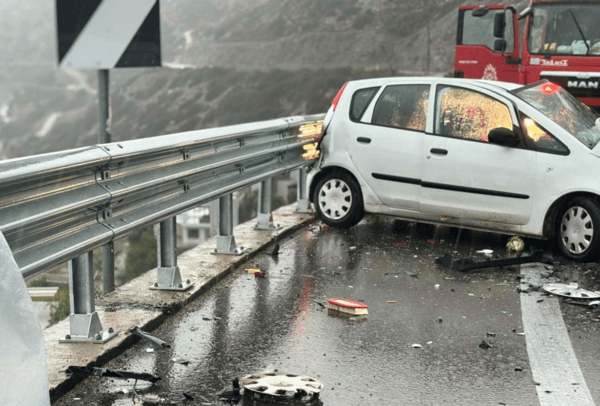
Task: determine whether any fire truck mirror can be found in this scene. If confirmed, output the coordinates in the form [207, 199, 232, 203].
[493, 12, 506, 38]
[494, 39, 507, 53]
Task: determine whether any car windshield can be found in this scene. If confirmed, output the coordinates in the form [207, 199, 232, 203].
[529, 3, 600, 55]
[514, 81, 600, 149]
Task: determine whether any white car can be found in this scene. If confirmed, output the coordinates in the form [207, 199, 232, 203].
[308, 77, 600, 261]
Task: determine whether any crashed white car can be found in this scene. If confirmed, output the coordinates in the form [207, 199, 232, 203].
[308, 77, 600, 261]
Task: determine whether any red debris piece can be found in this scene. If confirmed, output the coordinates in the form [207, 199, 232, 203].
[322, 225, 330, 231]
[395, 242, 407, 247]
[427, 239, 438, 243]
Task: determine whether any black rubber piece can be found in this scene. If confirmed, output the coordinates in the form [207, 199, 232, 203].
[313, 170, 364, 228]
[555, 197, 600, 262]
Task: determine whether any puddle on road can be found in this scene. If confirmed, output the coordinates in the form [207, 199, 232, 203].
[56, 217, 556, 406]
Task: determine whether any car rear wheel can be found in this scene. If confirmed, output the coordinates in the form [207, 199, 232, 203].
[313, 171, 364, 228]
[556, 197, 600, 261]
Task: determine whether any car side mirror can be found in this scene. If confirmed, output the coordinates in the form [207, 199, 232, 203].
[494, 39, 507, 52]
[493, 12, 506, 38]
[488, 127, 519, 147]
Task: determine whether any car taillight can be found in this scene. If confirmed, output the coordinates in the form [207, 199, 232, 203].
[332, 82, 348, 111]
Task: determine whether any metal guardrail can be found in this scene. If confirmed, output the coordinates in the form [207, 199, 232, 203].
[0, 114, 323, 343]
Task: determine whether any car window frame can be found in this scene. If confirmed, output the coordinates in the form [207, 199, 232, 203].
[349, 86, 381, 123]
[517, 112, 570, 156]
[430, 82, 526, 148]
[362, 83, 432, 133]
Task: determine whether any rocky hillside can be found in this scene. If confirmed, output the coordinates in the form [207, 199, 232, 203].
[0, 0, 529, 159]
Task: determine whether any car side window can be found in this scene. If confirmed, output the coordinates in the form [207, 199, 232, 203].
[520, 114, 569, 154]
[350, 87, 380, 122]
[371, 85, 429, 132]
[435, 86, 513, 142]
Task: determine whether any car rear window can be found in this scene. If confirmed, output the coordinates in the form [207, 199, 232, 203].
[350, 87, 380, 122]
[371, 85, 430, 132]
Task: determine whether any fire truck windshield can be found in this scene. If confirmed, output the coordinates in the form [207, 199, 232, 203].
[515, 81, 600, 149]
[529, 3, 600, 55]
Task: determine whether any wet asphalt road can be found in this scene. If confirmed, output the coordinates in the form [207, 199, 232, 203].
[54, 217, 600, 406]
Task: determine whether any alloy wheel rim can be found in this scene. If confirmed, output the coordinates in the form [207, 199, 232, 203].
[318, 179, 352, 220]
[561, 206, 594, 255]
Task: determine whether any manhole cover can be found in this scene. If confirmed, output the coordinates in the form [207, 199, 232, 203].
[542, 283, 600, 299]
[240, 372, 323, 402]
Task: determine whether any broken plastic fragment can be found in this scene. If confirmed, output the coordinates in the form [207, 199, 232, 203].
[387, 300, 398, 304]
[479, 340, 493, 350]
[395, 242, 407, 247]
[412, 344, 422, 349]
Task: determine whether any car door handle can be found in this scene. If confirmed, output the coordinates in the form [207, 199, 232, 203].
[357, 137, 371, 144]
[430, 148, 448, 156]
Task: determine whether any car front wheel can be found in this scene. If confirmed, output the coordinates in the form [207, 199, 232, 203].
[556, 197, 600, 261]
[313, 171, 364, 228]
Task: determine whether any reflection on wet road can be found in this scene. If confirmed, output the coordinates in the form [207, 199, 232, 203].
[54, 217, 600, 406]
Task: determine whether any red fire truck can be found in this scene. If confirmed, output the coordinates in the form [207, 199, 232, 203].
[455, 0, 600, 111]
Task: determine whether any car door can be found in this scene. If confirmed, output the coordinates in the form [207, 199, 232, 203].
[420, 83, 537, 225]
[347, 83, 431, 212]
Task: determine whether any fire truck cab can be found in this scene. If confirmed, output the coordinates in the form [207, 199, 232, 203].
[455, 0, 600, 111]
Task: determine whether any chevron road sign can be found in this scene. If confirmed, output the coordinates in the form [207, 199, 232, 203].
[55, 0, 161, 69]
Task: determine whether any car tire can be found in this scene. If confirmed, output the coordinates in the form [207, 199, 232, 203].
[556, 197, 600, 261]
[313, 171, 364, 228]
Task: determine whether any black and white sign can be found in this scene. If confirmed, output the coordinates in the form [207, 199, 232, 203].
[55, 0, 161, 69]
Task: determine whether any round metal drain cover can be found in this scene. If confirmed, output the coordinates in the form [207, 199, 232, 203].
[240, 371, 323, 402]
[542, 283, 600, 299]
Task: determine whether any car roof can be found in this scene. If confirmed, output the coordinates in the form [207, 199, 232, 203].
[344, 76, 522, 94]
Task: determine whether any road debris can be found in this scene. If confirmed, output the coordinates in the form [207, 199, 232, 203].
[507, 236, 525, 252]
[66, 366, 161, 384]
[129, 326, 170, 349]
[183, 392, 196, 401]
[434, 284, 440, 289]
[542, 283, 600, 299]
[395, 242, 407, 247]
[239, 372, 323, 402]
[476, 249, 493, 256]
[387, 300, 398, 304]
[172, 358, 190, 366]
[327, 298, 368, 315]
[412, 344, 422, 349]
[436, 250, 552, 272]
[486, 332, 496, 337]
[142, 394, 161, 404]
[219, 378, 241, 403]
[404, 271, 419, 278]
[269, 242, 280, 256]
[479, 340, 493, 350]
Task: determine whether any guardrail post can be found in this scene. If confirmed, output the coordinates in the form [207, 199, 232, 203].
[296, 167, 312, 213]
[212, 194, 249, 255]
[151, 217, 193, 291]
[255, 179, 281, 230]
[59, 251, 117, 343]
[102, 242, 115, 295]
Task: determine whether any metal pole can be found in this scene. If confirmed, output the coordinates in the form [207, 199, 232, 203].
[102, 242, 114, 295]
[159, 217, 177, 268]
[98, 69, 115, 296]
[256, 179, 280, 230]
[60, 251, 117, 343]
[151, 218, 192, 291]
[219, 194, 233, 237]
[296, 167, 312, 213]
[70, 252, 95, 315]
[97, 69, 111, 144]
[213, 194, 248, 255]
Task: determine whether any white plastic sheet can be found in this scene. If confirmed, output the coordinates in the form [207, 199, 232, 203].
[0, 231, 50, 406]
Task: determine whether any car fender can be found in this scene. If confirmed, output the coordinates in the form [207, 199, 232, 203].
[307, 159, 385, 209]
